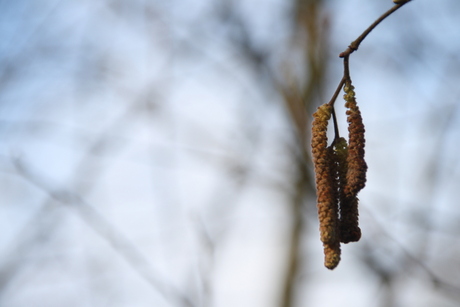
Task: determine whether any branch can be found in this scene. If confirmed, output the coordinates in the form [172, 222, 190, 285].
[12, 158, 196, 307]
[328, 0, 411, 132]
[339, 1, 412, 58]
[312, 0, 412, 270]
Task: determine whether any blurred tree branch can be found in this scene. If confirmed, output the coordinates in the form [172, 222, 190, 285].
[11, 157, 197, 307]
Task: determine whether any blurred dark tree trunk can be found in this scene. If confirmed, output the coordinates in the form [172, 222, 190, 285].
[278, 0, 329, 306]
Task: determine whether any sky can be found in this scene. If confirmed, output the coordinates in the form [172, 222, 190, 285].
[0, 0, 460, 307]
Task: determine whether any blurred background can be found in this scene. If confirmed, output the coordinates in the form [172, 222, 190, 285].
[0, 0, 460, 306]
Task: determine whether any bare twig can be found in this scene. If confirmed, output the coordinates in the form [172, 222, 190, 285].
[12, 158, 196, 307]
[329, 0, 411, 131]
[339, 1, 412, 58]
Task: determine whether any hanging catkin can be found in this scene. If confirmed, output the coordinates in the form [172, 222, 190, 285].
[330, 137, 360, 243]
[311, 104, 341, 269]
[343, 81, 367, 198]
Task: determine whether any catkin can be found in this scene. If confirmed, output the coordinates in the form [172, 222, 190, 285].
[333, 137, 348, 201]
[343, 81, 367, 198]
[312, 104, 341, 269]
[333, 137, 361, 243]
[311, 86, 367, 268]
[323, 240, 341, 270]
[339, 196, 361, 243]
[325, 145, 341, 268]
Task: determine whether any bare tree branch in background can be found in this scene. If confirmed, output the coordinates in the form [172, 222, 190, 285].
[0, 1, 460, 307]
[11, 157, 197, 307]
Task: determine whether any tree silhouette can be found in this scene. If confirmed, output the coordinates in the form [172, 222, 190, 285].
[0, 1, 460, 307]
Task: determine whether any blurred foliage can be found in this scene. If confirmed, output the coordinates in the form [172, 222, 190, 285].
[0, 1, 460, 307]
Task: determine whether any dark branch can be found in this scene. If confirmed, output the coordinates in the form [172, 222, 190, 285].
[339, 1, 412, 58]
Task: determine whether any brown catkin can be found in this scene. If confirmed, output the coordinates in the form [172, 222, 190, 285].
[312, 104, 341, 269]
[343, 81, 367, 198]
[323, 242, 341, 270]
[333, 137, 361, 243]
[339, 196, 361, 243]
[333, 137, 348, 201]
[325, 145, 341, 268]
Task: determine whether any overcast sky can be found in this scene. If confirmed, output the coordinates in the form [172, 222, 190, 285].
[0, 1, 460, 307]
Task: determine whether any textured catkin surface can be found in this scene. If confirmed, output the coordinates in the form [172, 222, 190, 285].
[311, 104, 341, 269]
[331, 137, 361, 243]
[344, 82, 367, 198]
[340, 82, 366, 243]
[311, 81, 368, 268]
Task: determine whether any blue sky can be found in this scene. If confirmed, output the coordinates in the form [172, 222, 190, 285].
[0, 1, 460, 306]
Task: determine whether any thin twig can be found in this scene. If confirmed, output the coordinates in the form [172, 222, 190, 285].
[12, 158, 196, 307]
[339, 1, 412, 58]
[343, 55, 350, 80]
[327, 77, 345, 107]
[331, 106, 340, 143]
[327, 0, 411, 136]
[327, 77, 345, 142]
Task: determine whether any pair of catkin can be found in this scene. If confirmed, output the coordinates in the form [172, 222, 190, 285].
[311, 80, 367, 269]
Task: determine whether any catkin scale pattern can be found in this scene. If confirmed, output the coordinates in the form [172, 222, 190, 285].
[311, 80, 366, 269]
[311, 104, 341, 269]
[344, 82, 367, 198]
